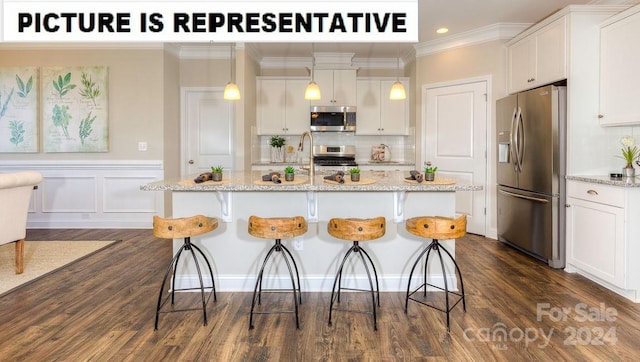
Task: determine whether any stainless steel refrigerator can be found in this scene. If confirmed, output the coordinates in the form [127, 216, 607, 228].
[496, 85, 566, 268]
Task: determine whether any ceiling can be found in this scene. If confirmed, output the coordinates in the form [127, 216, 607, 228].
[245, 0, 632, 60]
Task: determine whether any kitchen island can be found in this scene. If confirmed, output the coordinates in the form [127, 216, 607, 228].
[141, 170, 482, 292]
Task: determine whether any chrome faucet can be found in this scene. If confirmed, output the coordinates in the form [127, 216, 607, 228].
[298, 131, 315, 181]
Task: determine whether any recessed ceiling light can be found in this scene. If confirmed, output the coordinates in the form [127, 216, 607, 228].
[436, 27, 449, 34]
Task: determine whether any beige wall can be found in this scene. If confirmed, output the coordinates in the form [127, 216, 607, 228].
[415, 40, 508, 236]
[162, 47, 181, 213]
[0, 48, 165, 161]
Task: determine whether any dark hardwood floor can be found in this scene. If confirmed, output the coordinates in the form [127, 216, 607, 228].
[0, 229, 638, 361]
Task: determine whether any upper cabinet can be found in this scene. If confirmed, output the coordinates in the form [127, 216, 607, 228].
[356, 78, 409, 135]
[256, 77, 309, 135]
[599, 4, 640, 126]
[507, 17, 567, 94]
[310, 69, 357, 106]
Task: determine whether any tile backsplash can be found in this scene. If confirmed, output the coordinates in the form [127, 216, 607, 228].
[252, 127, 415, 164]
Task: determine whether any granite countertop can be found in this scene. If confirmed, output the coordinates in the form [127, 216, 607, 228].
[141, 170, 482, 192]
[566, 175, 640, 188]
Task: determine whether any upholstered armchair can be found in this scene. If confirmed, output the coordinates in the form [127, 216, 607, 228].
[0, 171, 43, 274]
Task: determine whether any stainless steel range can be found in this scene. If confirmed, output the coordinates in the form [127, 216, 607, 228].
[313, 145, 358, 168]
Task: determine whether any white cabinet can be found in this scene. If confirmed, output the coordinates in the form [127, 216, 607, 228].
[311, 69, 357, 106]
[565, 179, 640, 302]
[356, 78, 409, 135]
[507, 16, 567, 93]
[599, 4, 640, 126]
[256, 78, 309, 135]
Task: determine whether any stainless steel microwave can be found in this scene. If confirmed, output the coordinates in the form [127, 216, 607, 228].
[310, 106, 356, 132]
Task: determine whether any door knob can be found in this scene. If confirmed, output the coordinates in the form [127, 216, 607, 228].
[188, 160, 194, 164]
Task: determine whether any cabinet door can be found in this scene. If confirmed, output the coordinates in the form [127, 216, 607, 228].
[333, 69, 357, 106]
[536, 17, 567, 87]
[356, 79, 382, 135]
[284, 79, 310, 134]
[310, 69, 334, 106]
[257, 79, 286, 135]
[599, 9, 640, 126]
[380, 80, 408, 135]
[566, 197, 624, 287]
[508, 37, 535, 93]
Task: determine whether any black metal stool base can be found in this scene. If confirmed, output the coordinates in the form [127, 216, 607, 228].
[328, 241, 380, 331]
[154, 237, 217, 330]
[249, 239, 302, 330]
[405, 239, 466, 332]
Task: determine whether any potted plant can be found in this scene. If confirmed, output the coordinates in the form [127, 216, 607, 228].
[424, 162, 438, 182]
[211, 165, 223, 181]
[620, 135, 639, 178]
[284, 165, 295, 181]
[348, 167, 361, 182]
[270, 136, 286, 163]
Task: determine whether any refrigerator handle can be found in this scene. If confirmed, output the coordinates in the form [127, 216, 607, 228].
[513, 107, 523, 172]
[510, 107, 519, 173]
[517, 108, 525, 170]
[499, 189, 549, 203]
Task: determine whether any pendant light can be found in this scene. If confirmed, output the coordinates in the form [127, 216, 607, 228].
[224, 43, 240, 100]
[389, 48, 406, 100]
[305, 44, 321, 100]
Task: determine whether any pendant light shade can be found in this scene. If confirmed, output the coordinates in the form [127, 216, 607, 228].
[305, 81, 321, 100]
[389, 49, 406, 100]
[305, 45, 321, 100]
[224, 82, 241, 100]
[224, 43, 240, 100]
[389, 81, 406, 100]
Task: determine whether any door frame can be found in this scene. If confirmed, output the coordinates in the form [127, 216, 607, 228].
[180, 86, 231, 176]
[420, 75, 493, 237]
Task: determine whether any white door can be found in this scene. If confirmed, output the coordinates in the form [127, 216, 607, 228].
[423, 79, 487, 235]
[182, 87, 235, 175]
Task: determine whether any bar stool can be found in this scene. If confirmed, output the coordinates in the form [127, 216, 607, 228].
[153, 215, 218, 330]
[248, 215, 307, 329]
[327, 217, 386, 331]
[404, 215, 467, 331]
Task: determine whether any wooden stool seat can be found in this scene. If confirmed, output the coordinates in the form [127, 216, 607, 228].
[405, 215, 466, 240]
[404, 215, 467, 332]
[152, 214, 218, 330]
[327, 217, 386, 331]
[248, 215, 307, 330]
[248, 216, 307, 240]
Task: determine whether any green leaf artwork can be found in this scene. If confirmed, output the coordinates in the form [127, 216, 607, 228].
[79, 111, 96, 145]
[0, 88, 14, 120]
[52, 104, 72, 138]
[16, 74, 33, 98]
[52, 72, 76, 99]
[8, 120, 25, 146]
[79, 72, 101, 106]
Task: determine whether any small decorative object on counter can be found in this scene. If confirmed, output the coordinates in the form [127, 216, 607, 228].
[324, 172, 345, 184]
[211, 166, 224, 181]
[284, 166, 295, 181]
[194, 172, 213, 183]
[424, 161, 438, 182]
[261, 171, 282, 184]
[619, 135, 638, 178]
[371, 144, 391, 162]
[270, 136, 286, 163]
[405, 170, 424, 183]
[348, 167, 361, 182]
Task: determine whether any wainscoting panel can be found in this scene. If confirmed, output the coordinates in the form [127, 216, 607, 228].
[0, 160, 164, 229]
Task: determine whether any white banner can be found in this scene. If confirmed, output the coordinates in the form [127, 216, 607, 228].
[1, 0, 418, 42]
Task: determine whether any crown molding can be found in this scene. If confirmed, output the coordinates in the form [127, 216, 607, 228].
[415, 23, 530, 57]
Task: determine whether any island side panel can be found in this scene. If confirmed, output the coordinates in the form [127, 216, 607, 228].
[170, 190, 458, 292]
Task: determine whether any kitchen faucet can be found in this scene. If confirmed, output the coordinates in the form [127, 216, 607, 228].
[298, 131, 315, 182]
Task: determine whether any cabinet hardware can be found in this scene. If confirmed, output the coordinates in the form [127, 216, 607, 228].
[598, 114, 604, 118]
[587, 189, 599, 195]
[566, 204, 571, 208]
[188, 160, 194, 164]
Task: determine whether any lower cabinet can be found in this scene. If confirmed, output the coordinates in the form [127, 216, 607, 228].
[565, 180, 640, 302]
